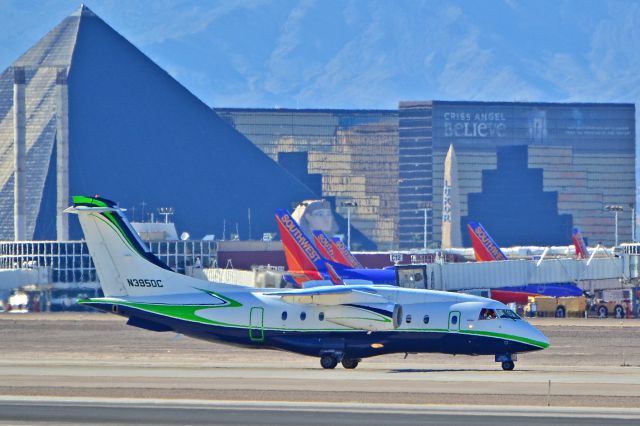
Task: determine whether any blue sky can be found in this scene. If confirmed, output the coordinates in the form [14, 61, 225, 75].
[1, 0, 639, 111]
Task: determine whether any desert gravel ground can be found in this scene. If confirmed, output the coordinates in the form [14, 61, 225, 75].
[0, 313, 639, 407]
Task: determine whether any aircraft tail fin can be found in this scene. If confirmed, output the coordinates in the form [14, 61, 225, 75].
[466, 222, 508, 262]
[312, 230, 358, 268]
[65, 195, 202, 297]
[312, 230, 337, 262]
[324, 261, 345, 285]
[275, 209, 325, 280]
[331, 237, 363, 269]
[572, 227, 589, 259]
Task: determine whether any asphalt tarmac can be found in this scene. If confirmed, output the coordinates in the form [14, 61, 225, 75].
[0, 314, 639, 425]
[1, 398, 640, 426]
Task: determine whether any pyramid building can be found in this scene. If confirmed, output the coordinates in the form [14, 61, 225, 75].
[0, 5, 317, 241]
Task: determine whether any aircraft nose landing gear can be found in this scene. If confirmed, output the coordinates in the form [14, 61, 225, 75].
[496, 354, 517, 371]
[501, 360, 515, 371]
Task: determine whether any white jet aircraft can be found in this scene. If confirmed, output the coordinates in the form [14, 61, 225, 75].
[67, 196, 549, 370]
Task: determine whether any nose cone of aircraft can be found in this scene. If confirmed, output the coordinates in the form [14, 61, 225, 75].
[525, 322, 550, 350]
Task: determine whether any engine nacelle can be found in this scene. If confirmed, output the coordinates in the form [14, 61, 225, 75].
[324, 304, 403, 332]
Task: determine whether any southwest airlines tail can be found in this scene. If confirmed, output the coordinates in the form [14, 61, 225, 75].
[312, 230, 338, 263]
[275, 209, 325, 285]
[331, 237, 363, 269]
[65, 196, 207, 297]
[572, 227, 588, 259]
[312, 230, 363, 268]
[467, 222, 508, 262]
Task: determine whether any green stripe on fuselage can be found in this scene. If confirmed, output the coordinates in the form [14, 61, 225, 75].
[195, 289, 243, 308]
[80, 298, 547, 348]
[459, 329, 549, 349]
[80, 299, 242, 327]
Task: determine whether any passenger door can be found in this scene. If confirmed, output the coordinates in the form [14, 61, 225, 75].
[448, 311, 461, 332]
[249, 307, 264, 342]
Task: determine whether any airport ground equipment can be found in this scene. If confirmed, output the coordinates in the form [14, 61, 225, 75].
[591, 288, 636, 319]
[529, 296, 587, 318]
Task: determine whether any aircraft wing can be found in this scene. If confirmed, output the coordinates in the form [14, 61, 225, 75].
[267, 286, 388, 305]
[267, 286, 400, 331]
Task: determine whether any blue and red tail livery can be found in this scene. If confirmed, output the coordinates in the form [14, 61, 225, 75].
[467, 222, 508, 262]
[275, 209, 324, 285]
[312, 231, 338, 263]
[324, 262, 345, 285]
[331, 237, 363, 269]
[572, 227, 588, 259]
[275, 209, 395, 286]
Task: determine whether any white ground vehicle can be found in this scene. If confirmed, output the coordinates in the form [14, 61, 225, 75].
[591, 289, 634, 319]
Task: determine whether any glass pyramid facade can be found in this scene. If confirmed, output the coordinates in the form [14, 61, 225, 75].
[0, 6, 317, 241]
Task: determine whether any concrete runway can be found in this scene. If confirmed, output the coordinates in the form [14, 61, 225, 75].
[0, 314, 639, 424]
[1, 398, 640, 426]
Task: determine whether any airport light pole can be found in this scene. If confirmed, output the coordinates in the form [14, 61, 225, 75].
[158, 207, 174, 223]
[605, 205, 623, 247]
[417, 201, 432, 251]
[342, 201, 357, 250]
[140, 201, 147, 222]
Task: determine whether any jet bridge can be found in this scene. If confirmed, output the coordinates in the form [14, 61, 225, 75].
[396, 255, 628, 291]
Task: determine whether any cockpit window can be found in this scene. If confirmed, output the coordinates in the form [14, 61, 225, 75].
[479, 308, 520, 320]
[498, 309, 520, 320]
[479, 308, 497, 320]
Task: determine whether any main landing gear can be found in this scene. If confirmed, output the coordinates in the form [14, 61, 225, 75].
[320, 353, 338, 369]
[341, 358, 359, 369]
[320, 353, 360, 369]
[496, 354, 517, 371]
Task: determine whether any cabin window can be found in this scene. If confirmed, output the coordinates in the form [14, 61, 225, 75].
[281, 311, 288, 321]
[300, 312, 307, 321]
[423, 315, 430, 324]
[451, 315, 458, 325]
[405, 314, 412, 324]
[318, 312, 325, 321]
[479, 308, 498, 320]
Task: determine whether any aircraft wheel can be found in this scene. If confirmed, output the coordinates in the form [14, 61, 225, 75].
[614, 305, 625, 319]
[501, 361, 515, 371]
[554, 306, 566, 318]
[341, 358, 359, 369]
[320, 354, 338, 369]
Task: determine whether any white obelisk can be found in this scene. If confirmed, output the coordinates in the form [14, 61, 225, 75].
[442, 144, 461, 248]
